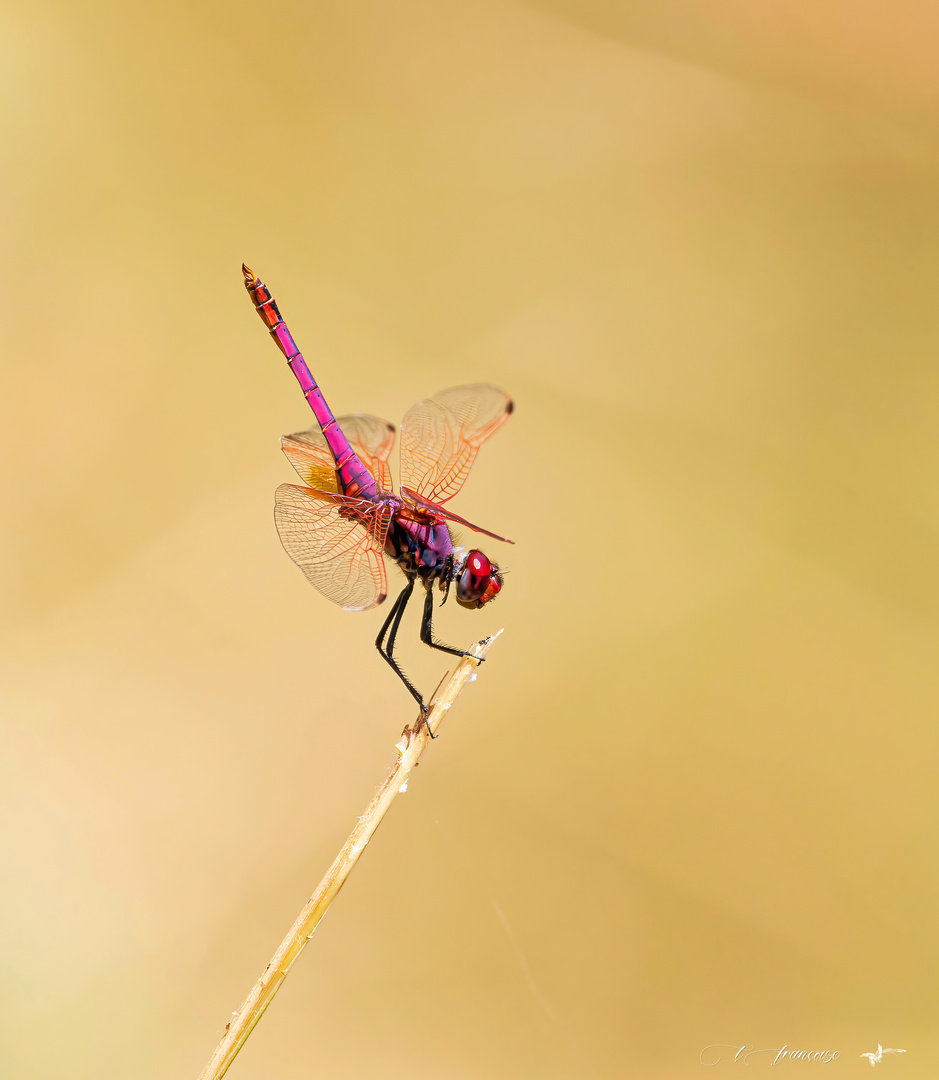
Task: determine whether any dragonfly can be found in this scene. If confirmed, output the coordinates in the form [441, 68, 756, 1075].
[243, 265, 513, 722]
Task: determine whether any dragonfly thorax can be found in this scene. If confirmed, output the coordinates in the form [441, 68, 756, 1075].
[389, 509, 504, 609]
[388, 510, 455, 580]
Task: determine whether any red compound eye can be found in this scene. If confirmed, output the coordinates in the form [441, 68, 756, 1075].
[456, 550, 501, 607]
[468, 551, 491, 577]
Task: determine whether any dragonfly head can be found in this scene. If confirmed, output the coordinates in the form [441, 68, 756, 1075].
[454, 550, 503, 608]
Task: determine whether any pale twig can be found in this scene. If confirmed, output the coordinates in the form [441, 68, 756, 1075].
[195, 632, 502, 1080]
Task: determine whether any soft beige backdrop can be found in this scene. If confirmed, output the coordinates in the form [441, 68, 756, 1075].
[3, 2, 938, 1077]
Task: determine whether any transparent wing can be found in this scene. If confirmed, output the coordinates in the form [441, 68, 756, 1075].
[281, 414, 396, 494]
[399, 385, 512, 504]
[274, 483, 392, 611]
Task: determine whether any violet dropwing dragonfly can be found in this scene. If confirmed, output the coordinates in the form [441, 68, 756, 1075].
[243, 266, 513, 721]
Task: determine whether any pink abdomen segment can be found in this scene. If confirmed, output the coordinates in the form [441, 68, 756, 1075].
[242, 265, 378, 500]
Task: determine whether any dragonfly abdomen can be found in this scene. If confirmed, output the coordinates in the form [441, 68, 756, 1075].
[243, 265, 377, 499]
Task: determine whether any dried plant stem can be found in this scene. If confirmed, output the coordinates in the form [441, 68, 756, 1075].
[196, 632, 501, 1080]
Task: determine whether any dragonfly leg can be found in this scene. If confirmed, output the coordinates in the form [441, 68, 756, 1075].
[420, 586, 483, 661]
[375, 578, 431, 728]
[439, 555, 454, 606]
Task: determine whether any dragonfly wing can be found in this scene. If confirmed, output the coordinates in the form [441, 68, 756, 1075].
[274, 483, 391, 611]
[399, 384, 512, 504]
[281, 430, 340, 493]
[399, 486, 513, 543]
[281, 414, 395, 493]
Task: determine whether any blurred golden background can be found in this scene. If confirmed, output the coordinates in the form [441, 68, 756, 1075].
[3, 1, 939, 1076]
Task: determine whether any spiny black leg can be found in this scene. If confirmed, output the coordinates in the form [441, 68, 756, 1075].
[375, 578, 429, 724]
[420, 586, 481, 661]
[439, 554, 454, 606]
[376, 583, 407, 656]
[386, 578, 412, 660]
